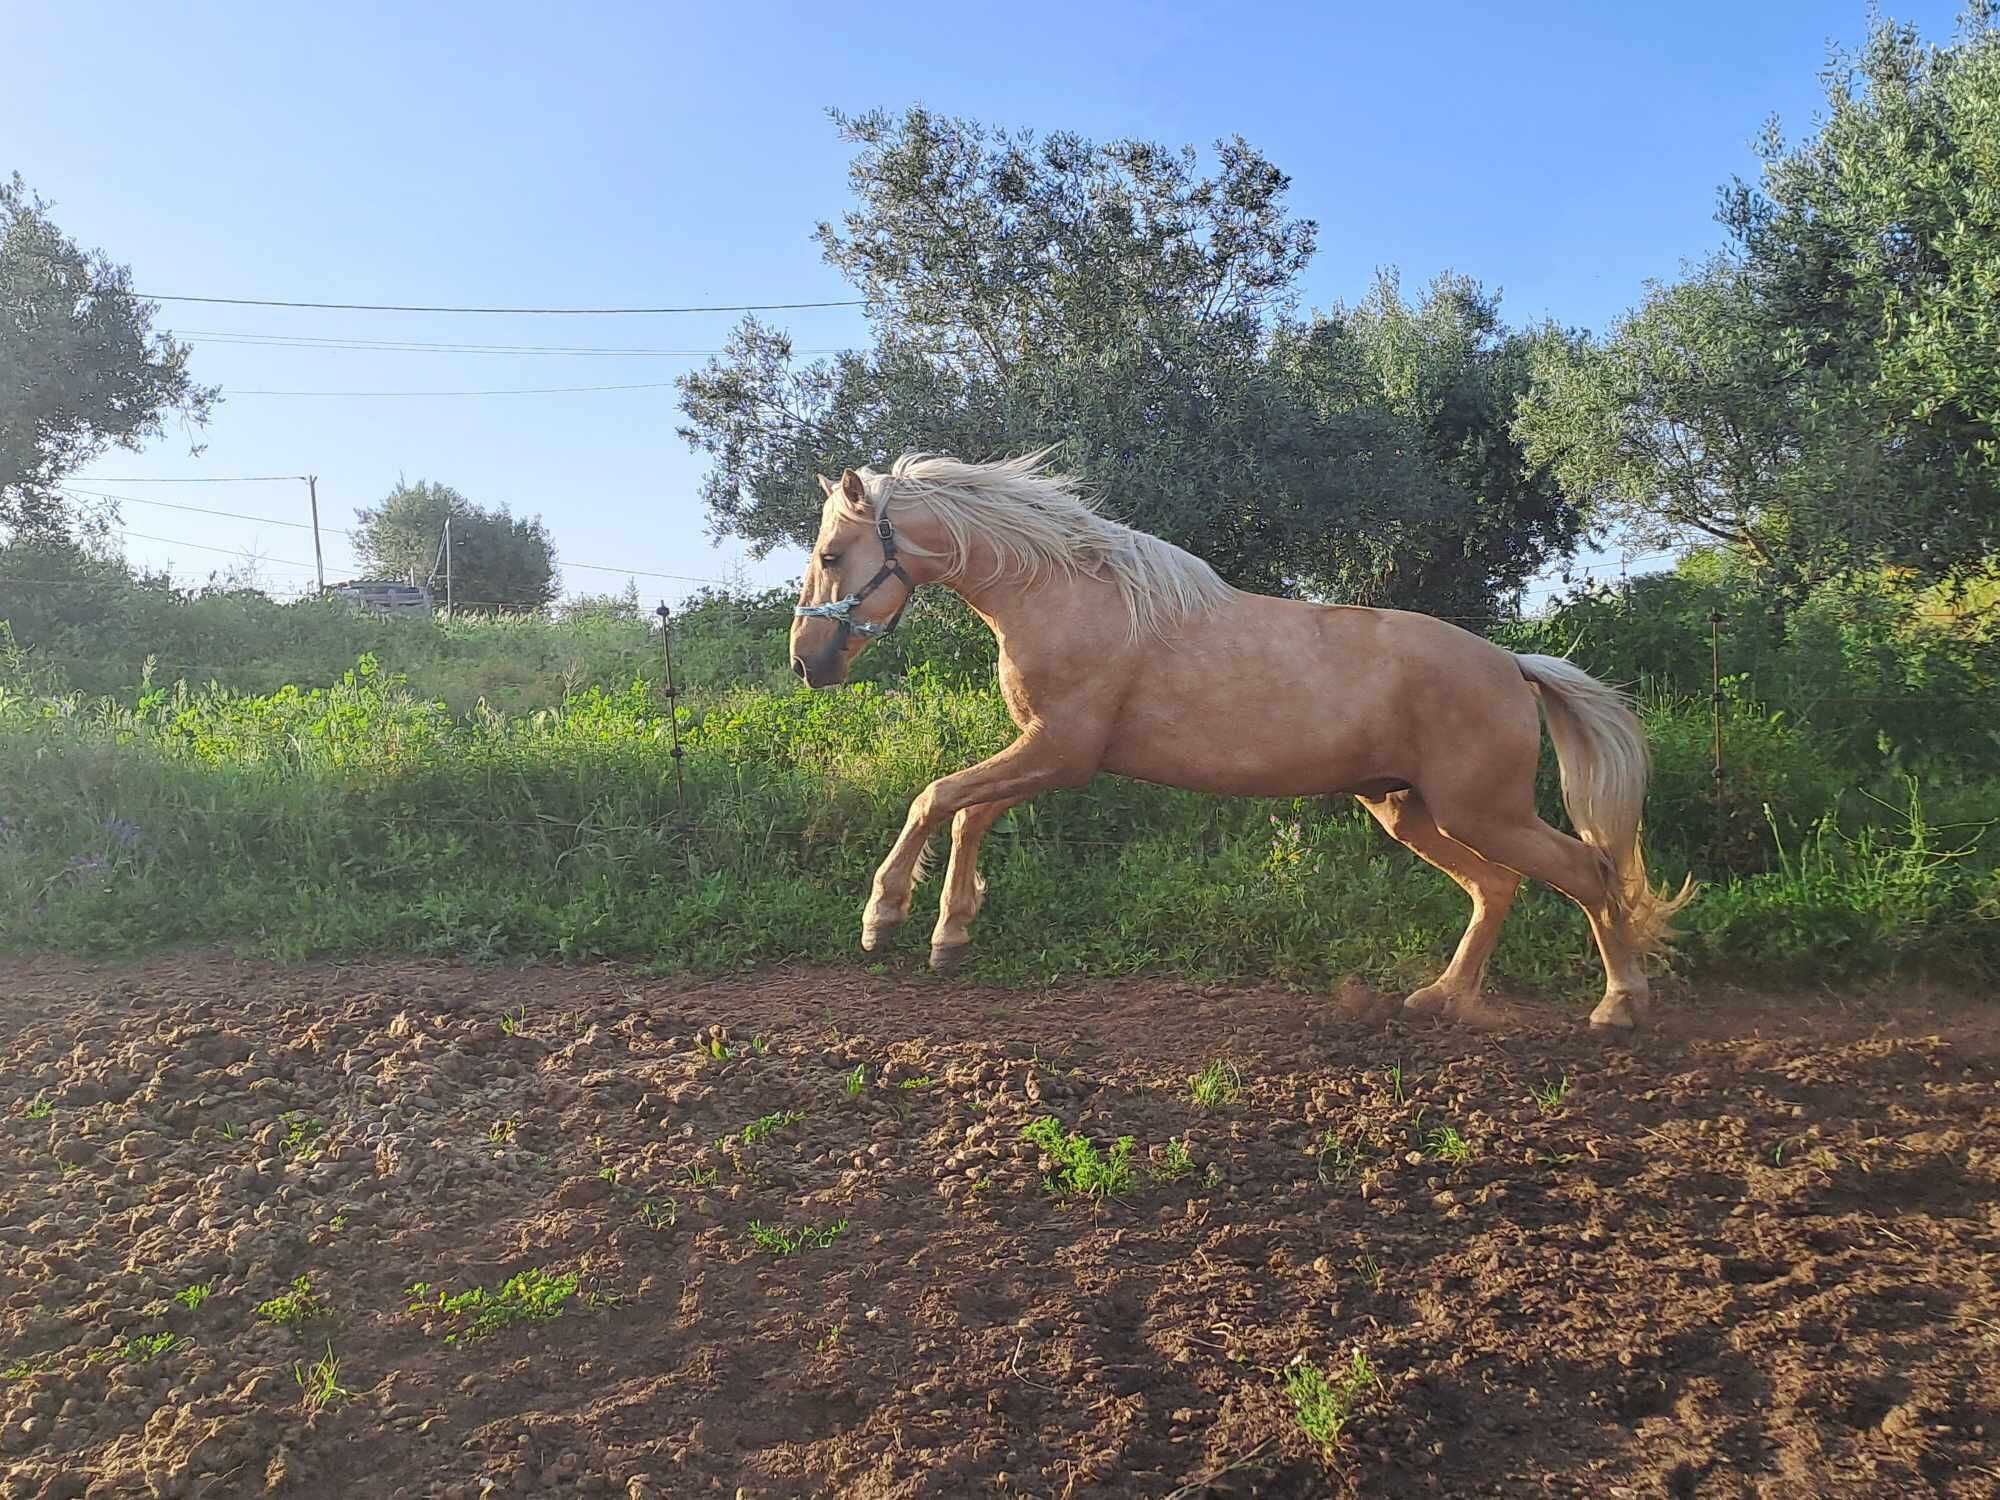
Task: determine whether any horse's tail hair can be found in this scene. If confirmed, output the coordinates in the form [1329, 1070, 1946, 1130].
[1515, 653, 1695, 955]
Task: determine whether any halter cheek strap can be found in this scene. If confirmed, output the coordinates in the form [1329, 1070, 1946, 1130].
[794, 510, 916, 642]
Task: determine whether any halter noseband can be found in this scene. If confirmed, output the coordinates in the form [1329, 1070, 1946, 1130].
[793, 505, 915, 643]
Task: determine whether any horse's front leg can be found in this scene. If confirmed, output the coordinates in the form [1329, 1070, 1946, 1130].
[861, 732, 1097, 953]
[927, 798, 1021, 972]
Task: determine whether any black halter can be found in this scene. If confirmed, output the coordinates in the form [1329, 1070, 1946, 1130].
[793, 507, 915, 643]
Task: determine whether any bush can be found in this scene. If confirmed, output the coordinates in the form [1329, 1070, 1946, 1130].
[3, 548, 1996, 992]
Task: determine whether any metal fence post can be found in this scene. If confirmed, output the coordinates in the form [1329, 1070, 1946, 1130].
[656, 602, 686, 818]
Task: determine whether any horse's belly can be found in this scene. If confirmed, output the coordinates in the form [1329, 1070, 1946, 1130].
[1100, 730, 1384, 798]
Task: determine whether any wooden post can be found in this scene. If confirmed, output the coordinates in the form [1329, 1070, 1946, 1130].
[444, 515, 453, 617]
[1708, 609, 1725, 871]
[306, 475, 325, 593]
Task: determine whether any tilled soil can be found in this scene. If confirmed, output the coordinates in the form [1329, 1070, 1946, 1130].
[1, 956, 1996, 1500]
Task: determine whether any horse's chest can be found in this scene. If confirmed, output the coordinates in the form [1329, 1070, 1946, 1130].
[994, 662, 1044, 730]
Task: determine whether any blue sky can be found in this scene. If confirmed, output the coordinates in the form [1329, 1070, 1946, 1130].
[5, 0, 1966, 606]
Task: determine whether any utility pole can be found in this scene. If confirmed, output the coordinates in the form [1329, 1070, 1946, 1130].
[444, 515, 453, 616]
[305, 475, 325, 593]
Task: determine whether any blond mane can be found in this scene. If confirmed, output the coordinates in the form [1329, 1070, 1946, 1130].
[840, 451, 1232, 641]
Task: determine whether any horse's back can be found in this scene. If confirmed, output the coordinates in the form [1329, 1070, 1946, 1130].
[1094, 591, 1535, 797]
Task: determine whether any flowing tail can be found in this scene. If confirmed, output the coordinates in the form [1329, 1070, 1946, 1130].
[1514, 653, 1695, 955]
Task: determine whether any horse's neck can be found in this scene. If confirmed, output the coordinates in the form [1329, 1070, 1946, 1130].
[941, 555, 1125, 663]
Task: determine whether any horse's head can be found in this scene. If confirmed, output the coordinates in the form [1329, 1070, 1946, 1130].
[790, 469, 919, 688]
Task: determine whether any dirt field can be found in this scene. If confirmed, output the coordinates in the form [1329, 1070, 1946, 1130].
[1, 956, 1995, 1499]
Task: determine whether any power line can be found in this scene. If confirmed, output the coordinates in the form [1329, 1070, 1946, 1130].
[69, 473, 307, 483]
[114, 526, 357, 575]
[130, 292, 865, 316]
[560, 559, 729, 584]
[60, 487, 350, 537]
[228, 381, 683, 398]
[62, 487, 735, 587]
[172, 330, 858, 358]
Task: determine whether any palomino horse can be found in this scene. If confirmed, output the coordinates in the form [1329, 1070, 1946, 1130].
[789, 453, 1692, 1029]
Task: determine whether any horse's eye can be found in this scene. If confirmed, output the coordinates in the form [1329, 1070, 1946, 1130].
[820, 553, 842, 566]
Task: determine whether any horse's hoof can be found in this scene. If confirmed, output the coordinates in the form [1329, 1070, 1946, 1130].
[860, 920, 901, 953]
[929, 943, 970, 974]
[1588, 992, 1645, 1031]
[1401, 985, 1455, 1019]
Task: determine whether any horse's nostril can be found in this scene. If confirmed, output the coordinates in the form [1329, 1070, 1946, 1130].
[791, 656, 808, 679]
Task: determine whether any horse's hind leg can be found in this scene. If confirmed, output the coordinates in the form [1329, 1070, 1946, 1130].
[1359, 790, 1521, 1020]
[928, 798, 1019, 972]
[1425, 798, 1652, 1030]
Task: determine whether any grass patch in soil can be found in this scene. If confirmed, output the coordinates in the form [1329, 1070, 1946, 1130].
[1286, 1348, 1383, 1449]
[256, 1275, 330, 1329]
[1153, 1137, 1195, 1181]
[405, 1268, 580, 1344]
[294, 1343, 358, 1413]
[118, 1332, 190, 1364]
[278, 1111, 324, 1160]
[1022, 1117, 1139, 1202]
[739, 1109, 805, 1146]
[1425, 1125, 1474, 1165]
[1188, 1059, 1242, 1109]
[2, 1351, 68, 1382]
[746, 1220, 849, 1255]
[1531, 1073, 1571, 1114]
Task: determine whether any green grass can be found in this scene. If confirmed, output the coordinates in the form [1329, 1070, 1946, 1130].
[740, 1110, 805, 1146]
[405, 1268, 580, 1343]
[746, 1219, 849, 1255]
[1153, 1136, 1195, 1181]
[1315, 1132, 1368, 1187]
[1425, 1125, 1474, 1166]
[21, 1094, 53, 1121]
[118, 1332, 190, 1363]
[1530, 1074, 1571, 1115]
[844, 1064, 867, 1098]
[1285, 1348, 1383, 1449]
[172, 1281, 214, 1312]
[1, 1353, 57, 1382]
[1188, 1059, 1242, 1110]
[636, 1198, 678, 1231]
[293, 1343, 358, 1413]
[278, 1112, 324, 1161]
[0, 579, 1993, 993]
[255, 1275, 330, 1329]
[1021, 1117, 1138, 1202]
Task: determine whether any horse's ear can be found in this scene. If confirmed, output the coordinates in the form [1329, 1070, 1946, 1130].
[815, 474, 835, 497]
[839, 470, 866, 507]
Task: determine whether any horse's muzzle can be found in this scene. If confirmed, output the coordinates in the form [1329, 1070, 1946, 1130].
[791, 646, 848, 690]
